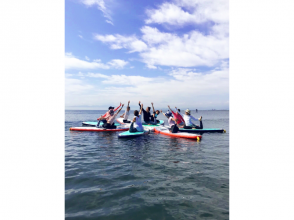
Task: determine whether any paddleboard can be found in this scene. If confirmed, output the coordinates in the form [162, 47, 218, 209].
[154, 126, 202, 140]
[118, 130, 150, 138]
[179, 128, 225, 133]
[82, 121, 121, 127]
[70, 126, 129, 132]
[116, 118, 164, 126]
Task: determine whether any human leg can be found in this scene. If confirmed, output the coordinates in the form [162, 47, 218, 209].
[129, 122, 138, 133]
[170, 125, 179, 133]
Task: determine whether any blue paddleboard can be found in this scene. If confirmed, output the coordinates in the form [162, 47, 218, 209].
[82, 121, 121, 127]
[118, 130, 149, 138]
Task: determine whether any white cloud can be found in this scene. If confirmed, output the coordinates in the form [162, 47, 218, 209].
[65, 53, 129, 70]
[80, 0, 113, 25]
[92, 74, 155, 85]
[107, 59, 128, 69]
[78, 35, 83, 39]
[65, 53, 109, 70]
[146, 0, 229, 26]
[106, 20, 114, 25]
[87, 73, 108, 78]
[65, 62, 229, 109]
[94, 34, 148, 53]
[85, 56, 90, 60]
[65, 77, 93, 93]
[141, 26, 228, 68]
[94, 26, 228, 68]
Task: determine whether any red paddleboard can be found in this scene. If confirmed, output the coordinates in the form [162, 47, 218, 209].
[154, 126, 202, 140]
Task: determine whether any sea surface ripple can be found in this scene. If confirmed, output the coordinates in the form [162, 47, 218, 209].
[65, 110, 229, 220]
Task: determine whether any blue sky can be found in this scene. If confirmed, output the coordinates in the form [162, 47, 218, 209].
[65, 0, 229, 110]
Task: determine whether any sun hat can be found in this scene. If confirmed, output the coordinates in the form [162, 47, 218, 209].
[185, 109, 190, 114]
[108, 106, 114, 110]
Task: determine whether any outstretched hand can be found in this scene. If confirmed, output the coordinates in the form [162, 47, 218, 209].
[128, 101, 130, 104]
[151, 102, 154, 105]
[122, 104, 124, 107]
[139, 101, 141, 104]
[160, 109, 163, 113]
[168, 105, 170, 108]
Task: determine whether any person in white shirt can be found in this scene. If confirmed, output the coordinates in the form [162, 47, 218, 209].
[129, 102, 144, 132]
[120, 100, 131, 123]
[177, 108, 203, 129]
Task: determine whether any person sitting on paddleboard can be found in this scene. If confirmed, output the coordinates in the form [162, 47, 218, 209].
[99, 104, 124, 129]
[129, 103, 144, 133]
[150, 102, 160, 124]
[165, 105, 184, 126]
[120, 100, 131, 123]
[164, 111, 180, 133]
[138, 101, 154, 124]
[96, 102, 122, 127]
[177, 108, 203, 129]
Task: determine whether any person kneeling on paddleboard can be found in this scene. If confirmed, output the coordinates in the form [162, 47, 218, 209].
[99, 104, 124, 129]
[179, 108, 203, 129]
[120, 100, 131, 123]
[97, 102, 122, 127]
[129, 103, 144, 133]
[165, 111, 180, 133]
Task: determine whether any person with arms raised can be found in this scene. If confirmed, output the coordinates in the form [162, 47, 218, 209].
[99, 104, 124, 129]
[150, 102, 160, 124]
[166, 105, 184, 126]
[96, 102, 121, 127]
[160, 110, 180, 133]
[138, 101, 155, 124]
[120, 101, 131, 123]
[129, 102, 144, 133]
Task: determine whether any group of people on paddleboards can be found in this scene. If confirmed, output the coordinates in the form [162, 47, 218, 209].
[97, 101, 203, 133]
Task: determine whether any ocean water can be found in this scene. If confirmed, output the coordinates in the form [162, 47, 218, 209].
[65, 110, 229, 220]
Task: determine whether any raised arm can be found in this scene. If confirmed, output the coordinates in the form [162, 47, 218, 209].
[160, 109, 166, 117]
[139, 101, 146, 114]
[115, 104, 124, 116]
[127, 100, 130, 108]
[113, 102, 122, 112]
[168, 105, 175, 114]
[151, 102, 155, 113]
[139, 103, 143, 115]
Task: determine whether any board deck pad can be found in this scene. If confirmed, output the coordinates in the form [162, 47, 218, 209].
[82, 121, 121, 127]
[154, 126, 202, 140]
[70, 126, 129, 132]
[117, 118, 164, 126]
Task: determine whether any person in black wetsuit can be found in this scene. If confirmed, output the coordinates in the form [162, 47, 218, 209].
[138, 101, 159, 124]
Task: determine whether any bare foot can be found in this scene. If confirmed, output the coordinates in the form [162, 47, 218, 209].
[199, 116, 202, 121]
